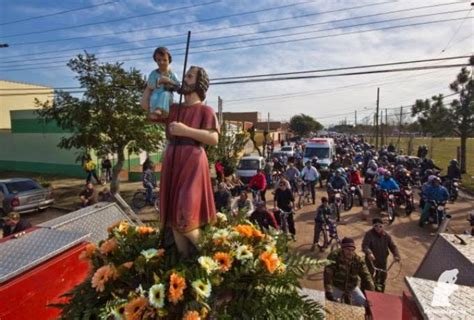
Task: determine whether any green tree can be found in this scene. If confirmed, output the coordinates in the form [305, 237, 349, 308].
[289, 114, 323, 137]
[36, 53, 164, 193]
[448, 56, 474, 173]
[411, 94, 454, 137]
[207, 122, 249, 175]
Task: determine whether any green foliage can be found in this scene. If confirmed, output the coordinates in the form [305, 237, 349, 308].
[57, 216, 325, 319]
[289, 114, 323, 137]
[35, 53, 164, 191]
[207, 122, 249, 175]
[411, 94, 454, 137]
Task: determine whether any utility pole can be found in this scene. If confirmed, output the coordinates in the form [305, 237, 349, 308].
[375, 88, 380, 149]
[397, 106, 403, 149]
[354, 110, 357, 127]
[217, 96, 223, 125]
[385, 108, 388, 144]
[267, 112, 270, 132]
[380, 113, 384, 147]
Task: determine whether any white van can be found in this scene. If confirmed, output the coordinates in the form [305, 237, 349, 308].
[303, 138, 335, 169]
[236, 156, 265, 184]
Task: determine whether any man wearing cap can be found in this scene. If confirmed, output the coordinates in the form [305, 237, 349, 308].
[419, 175, 449, 228]
[2, 212, 32, 238]
[250, 201, 278, 231]
[362, 218, 401, 292]
[324, 237, 374, 306]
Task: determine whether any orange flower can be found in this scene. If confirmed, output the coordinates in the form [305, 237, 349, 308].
[259, 251, 279, 274]
[252, 229, 264, 239]
[168, 273, 187, 304]
[124, 296, 148, 320]
[91, 265, 118, 292]
[121, 261, 134, 269]
[183, 310, 201, 320]
[137, 226, 155, 235]
[79, 243, 97, 261]
[99, 238, 118, 255]
[234, 225, 254, 237]
[213, 252, 233, 272]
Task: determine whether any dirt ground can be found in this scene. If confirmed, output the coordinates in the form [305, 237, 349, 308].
[292, 187, 474, 296]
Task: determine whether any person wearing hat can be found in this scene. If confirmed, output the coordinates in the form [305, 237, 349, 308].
[249, 200, 278, 231]
[324, 237, 374, 306]
[362, 218, 400, 292]
[2, 212, 32, 238]
[419, 175, 449, 228]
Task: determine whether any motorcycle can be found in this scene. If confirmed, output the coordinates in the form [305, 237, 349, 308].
[427, 200, 448, 228]
[329, 189, 345, 222]
[348, 184, 363, 207]
[381, 190, 399, 224]
[399, 185, 414, 215]
[443, 178, 459, 202]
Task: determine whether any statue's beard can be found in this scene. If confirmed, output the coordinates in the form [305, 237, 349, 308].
[177, 82, 196, 96]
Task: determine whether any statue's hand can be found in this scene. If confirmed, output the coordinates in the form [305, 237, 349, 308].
[158, 76, 172, 85]
[169, 121, 189, 137]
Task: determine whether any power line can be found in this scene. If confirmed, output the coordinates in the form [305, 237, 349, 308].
[1, 6, 467, 66]
[211, 65, 469, 86]
[441, 8, 473, 52]
[1, 56, 468, 90]
[0, 0, 438, 59]
[0, 0, 221, 38]
[0, 0, 319, 43]
[0, 1, 119, 26]
[1, 15, 471, 72]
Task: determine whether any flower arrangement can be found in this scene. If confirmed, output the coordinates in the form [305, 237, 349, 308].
[56, 213, 325, 319]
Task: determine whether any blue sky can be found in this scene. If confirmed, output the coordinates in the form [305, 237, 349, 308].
[0, 0, 472, 125]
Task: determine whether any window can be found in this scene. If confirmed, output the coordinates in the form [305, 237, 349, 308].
[304, 147, 330, 159]
[238, 160, 260, 170]
[5, 180, 40, 194]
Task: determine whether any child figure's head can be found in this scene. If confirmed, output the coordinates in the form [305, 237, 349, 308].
[321, 196, 328, 207]
[153, 47, 172, 72]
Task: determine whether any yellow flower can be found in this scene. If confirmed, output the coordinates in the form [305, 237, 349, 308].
[192, 279, 212, 299]
[149, 283, 165, 308]
[213, 252, 233, 272]
[91, 265, 118, 292]
[118, 221, 130, 233]
[124, 296, 148, 320]
[198, 256, 219, 275]
[168, 273, 186, 304]
[259, 251, 279, 274]
[234, 225, 254, 237]
[183, 310, 201, 320]
[235, 245, 253, 261]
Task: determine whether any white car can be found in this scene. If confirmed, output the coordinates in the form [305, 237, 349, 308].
[278, 145, 295, 157]
[236, 156, 266, 184]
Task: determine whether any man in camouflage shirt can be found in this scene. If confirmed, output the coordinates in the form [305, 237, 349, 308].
[324, 237, 374, 306]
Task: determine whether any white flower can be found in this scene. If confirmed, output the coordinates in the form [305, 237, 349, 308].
[192, 279, 212, 298]
[264, 244, 276, 253]
[235, 245, 253, 261]
[141, 248, 158, 261]
[149, 283, 165, 308]
[212, 229, 229, 240]
[216, 212, 228, 222]
[198, 256, 219, 274]
[229, 231, 241, 239]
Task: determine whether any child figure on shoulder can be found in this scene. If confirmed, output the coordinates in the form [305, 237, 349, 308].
[141, 47, 180, 119]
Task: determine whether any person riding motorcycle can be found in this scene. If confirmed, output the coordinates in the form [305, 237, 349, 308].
[348, 166, 364, 206]
[446, 159, 461, 180]
[419, 175, 449, 228]
[376, 171, 400, 209]
[327, 170, 349, 207]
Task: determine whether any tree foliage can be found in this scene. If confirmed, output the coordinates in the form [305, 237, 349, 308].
[411, 94, 454, 137]
[206, 122, 249, 175]
[36, 53, 164, 192]
[289, 114, 323, 137]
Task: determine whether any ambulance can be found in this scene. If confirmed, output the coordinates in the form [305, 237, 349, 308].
[303, 138, 336, 170]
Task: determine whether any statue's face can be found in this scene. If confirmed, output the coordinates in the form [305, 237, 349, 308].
[179, 67, 198, 95]
[155, 53, 170, 72]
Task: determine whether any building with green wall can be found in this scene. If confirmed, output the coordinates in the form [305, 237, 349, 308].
[0, 109, 162, 179]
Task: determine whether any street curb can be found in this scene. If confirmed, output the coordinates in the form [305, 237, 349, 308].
[51, 205, 74, 212]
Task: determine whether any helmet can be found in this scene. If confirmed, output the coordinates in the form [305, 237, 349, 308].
[384, 171, 392, 177]
[450, 159, 458, 166]
[425, 169, 433, 176]
[377, 167, 386, 175]
[428, 175, 438, 183]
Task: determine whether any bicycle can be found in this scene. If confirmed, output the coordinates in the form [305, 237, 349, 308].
[314, 219, 341, 252]
[297, 180, 312, 209]
[367, 258, 402, 293]
[132, 188, 160, 214]
[275, 208, 294, 239]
